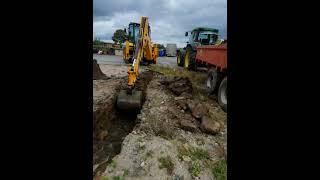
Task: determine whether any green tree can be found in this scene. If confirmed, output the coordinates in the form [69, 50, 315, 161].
[156, 44, 165, 49]
[112, 29, 126, 44]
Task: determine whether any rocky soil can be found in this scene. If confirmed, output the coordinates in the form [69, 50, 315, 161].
[95, 66, 227, 180]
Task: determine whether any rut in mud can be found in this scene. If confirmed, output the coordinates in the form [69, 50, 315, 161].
[93, 70, 153, 176]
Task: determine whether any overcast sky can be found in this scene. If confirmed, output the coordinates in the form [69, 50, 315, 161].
[93, 0, 227, 48]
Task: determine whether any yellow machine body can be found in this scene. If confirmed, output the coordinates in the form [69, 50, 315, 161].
[117, 16, 158, 110]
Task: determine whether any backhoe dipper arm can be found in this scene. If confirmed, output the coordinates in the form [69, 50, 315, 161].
[127, 17, 152, 89]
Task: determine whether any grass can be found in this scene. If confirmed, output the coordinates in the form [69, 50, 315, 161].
[154, 128, 175, 140]
[101, 177, 109, 180]
[190, 160, 202, 177]
[108, 160, 117, 169]
[149, 65, 206, 87]
[177, 145, 210, 161]
[212, 159, 227, 180]
[177, 137, 187, 144]
[103, 169, 128, 180]
[138, 144, 146, 152]
[123, 169, 129, 176]
[112, 176, 123, 180]
[196, 138, 205, 146]
[177, 144, 212, 177]
[158, 156, 175, 174]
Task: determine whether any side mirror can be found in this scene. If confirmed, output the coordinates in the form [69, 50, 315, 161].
[124, 28, 126, 33]
[185, 32, 188, 36]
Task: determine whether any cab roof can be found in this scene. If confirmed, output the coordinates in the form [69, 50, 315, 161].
[192, 27, 219, 33]
[129, 22, 140, 26]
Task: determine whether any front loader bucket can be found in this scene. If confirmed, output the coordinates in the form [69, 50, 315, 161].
[116, 89, 143, 111]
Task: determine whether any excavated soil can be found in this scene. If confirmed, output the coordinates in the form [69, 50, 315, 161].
[93, 59, 107, 80]
[93, 67, 152, 178]
[99, 70, 227, 180]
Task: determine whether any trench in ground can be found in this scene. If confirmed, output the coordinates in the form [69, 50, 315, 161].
[93, 71, 153, 176]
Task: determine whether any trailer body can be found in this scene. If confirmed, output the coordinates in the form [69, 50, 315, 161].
[195, 43, 227, 70]
[196, 43, 227, 112]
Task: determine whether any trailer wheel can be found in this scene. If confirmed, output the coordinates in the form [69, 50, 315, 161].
[206, 68, 218, 93]
[218, 77, 227, 112]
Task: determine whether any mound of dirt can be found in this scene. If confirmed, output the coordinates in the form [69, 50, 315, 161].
[160, 77, 193, 96]
[93, 59, 107, 80]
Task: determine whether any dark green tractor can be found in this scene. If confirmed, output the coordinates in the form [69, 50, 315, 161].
[177, 27, 219, 70]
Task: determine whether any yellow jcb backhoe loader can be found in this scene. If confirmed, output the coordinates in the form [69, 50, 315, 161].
[123, 18, 158, 65]
[117, 17, 157, 110]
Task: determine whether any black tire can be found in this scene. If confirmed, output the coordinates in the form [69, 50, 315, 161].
[189, 51, 197, 71]
[180, 52, 185, 67]
[206, 68, 218, 94]
[218, 77, 227, 112]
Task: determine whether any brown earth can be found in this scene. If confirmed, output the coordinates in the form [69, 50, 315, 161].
[93, 59, 107, 80]
[94, 66, 227, 180]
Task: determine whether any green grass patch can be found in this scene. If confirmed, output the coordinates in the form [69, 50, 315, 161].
[212, 159, 227, 180]
[190, 160, 202, 177]
[138, 144, 145, 152]
[112, 176, 123, 180]
[149, 65, 206, 87]
[123, 169, 129, 176]
[158, 156, 175, 174]
[101, 177, 109, 180]
[108, 160, 117, 169]
[177, 145, 210, 161]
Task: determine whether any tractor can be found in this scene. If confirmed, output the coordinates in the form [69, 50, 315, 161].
[177, 27, 219, 70]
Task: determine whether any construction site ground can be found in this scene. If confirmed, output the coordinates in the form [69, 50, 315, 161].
[93, 55, 227, 180]
[94, 54, 178, 68]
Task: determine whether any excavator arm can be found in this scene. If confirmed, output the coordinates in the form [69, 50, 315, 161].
[117, 17, 156, 111]
[127, 16, 154, 89]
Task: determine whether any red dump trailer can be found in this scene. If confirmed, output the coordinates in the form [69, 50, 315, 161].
[196, 43, 227, 112]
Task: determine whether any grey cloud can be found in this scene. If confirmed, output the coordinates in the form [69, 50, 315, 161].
[93, 0, 227, 47]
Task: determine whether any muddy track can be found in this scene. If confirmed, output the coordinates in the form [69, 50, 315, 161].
[93, 70, 153, 177]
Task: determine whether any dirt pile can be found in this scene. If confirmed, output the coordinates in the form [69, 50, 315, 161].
[93, 70, 152, 178]
[160, 77, 193, 96]
[158, 75, 223, 135]
[93, 59, 107, 80]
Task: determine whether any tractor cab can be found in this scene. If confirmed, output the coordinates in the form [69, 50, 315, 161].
[185, 27, 219, 47]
